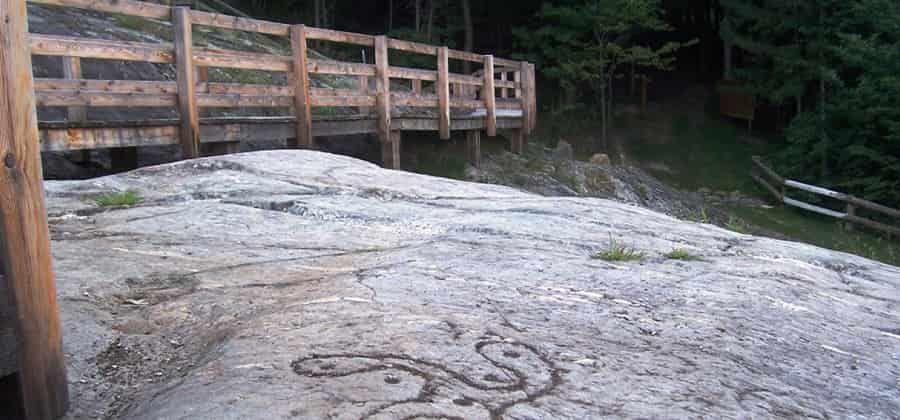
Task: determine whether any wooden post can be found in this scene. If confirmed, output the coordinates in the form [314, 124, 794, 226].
[381, 130, 401, 169]
[509, 129, 524, 155]
[845, 203, 856, 232]
[0, 0, 69, 418]
[374, 35, 391, 145]
[61, 57, 86, 123]
[357, 75, 370, 115]
[437, 46, 450, 140]
[500, 71, 508, 99]
[172, 6, 200, 158]
[483, 55, 496, 137]
[519, 61, 532, 136]
[514, 70, 521, 100]
[412, 79, 422, 95]
[61, 56, 91, 163]
[528, 62, 536, 133]
[466, 130, 481, 168]
[290, 25, 313, 148]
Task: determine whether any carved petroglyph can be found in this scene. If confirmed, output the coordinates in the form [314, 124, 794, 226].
[292, 336, 563, 419]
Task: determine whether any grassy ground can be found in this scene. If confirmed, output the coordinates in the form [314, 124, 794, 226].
[406, 95, 900, 267]
[619, 106, 900, 267]
[624, 114, 776, 192]
[728, 204, 900, 265]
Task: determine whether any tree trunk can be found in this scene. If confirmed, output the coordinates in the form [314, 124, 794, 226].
[314, 0, 321, 28]
[426, 0, 436, 42]
[415, 0, 421, 34]
[461, 0, 473, 74]
[600, 83, 608, 152]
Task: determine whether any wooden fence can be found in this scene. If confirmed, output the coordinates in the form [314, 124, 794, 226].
[751, 156, 900, 236]
[5, 1, 537, 418]
[28, 0, 537, 169]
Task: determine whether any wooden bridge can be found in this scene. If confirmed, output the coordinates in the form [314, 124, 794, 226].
[5, 1, 536, 417]
[29, 0, 537, 170]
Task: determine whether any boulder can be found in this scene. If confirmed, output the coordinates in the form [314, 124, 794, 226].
[41, 151, 900, 419]
[553, 140, 574, 161]
[589, 153, 611, 166]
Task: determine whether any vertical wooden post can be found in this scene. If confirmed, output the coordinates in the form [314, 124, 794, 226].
[483, 55, 496, 137]
[527, 62, 536, 134]
[62, 56, 91, 163]
[845, 203, 855, 232]
[500, 71, 508, 99]
[513, 70, 521, 99]
[437, 46, 450, 140]
[61, 57, 86, 123]
[509, 129, 524, 155]
[0, 0, 69, 418]
[412, 79, 422, 95]
[519, 61, 532, 136]
[357, 75, 370, 115]
[290, 25, 313, 148]
[172, 6, 200, 158]
[466, 130, 481, 168]
[374, 35, 391, 144]
[381, 130, 401, 169]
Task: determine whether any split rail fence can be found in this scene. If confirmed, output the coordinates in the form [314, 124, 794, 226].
[29, 0, 537, 169]
[751, 156, 900, 236]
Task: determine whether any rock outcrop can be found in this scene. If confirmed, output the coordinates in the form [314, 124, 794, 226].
[39, 151, 899, 419]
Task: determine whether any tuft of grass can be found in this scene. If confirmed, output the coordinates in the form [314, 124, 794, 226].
[664, 248, 702, 261]
[95, 190, 142, 207]
[593, 235, 645, 262]
[689, 206, 711, 224]
[725, 215, 749, 233]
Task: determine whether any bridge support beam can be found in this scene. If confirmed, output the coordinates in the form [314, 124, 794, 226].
[509, 129, 524, 155]
[466, 130, 481, 168]
[382, 130, 401, 170]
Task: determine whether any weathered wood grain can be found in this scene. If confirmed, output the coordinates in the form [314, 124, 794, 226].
[0, 1, 69, 418]
[35, 78, 178, 94]
[36, 91, 176, 107]
[194, 48, 291, 72]
[29, 0, 170, 19]
[191, 10, 290, 36]
[306, 27, 375, 47]
[29, 34, 174, 63]
[61, 57, 86, 122]
[308, 59, 375, 77]
[173, 6, 200, 158]
[374, 36, 390, 144]
[381, 130, 401, 169]
[482, 55, 496, 137]
[437, 47, 450, 139]
[466, 130, 481, 168]
[290, 25, 313, 148]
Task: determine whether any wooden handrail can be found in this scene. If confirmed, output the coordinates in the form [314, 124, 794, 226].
[24, 0, 538, 159]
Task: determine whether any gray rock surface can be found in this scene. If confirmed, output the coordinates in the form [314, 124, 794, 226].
[38, 151, 900, 419]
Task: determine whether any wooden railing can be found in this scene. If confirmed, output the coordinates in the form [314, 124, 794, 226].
[27, 0, 537, 168]
[752, 156, 900, 236]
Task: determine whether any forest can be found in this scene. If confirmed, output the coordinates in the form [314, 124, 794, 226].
[234, 0, 899, 208]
